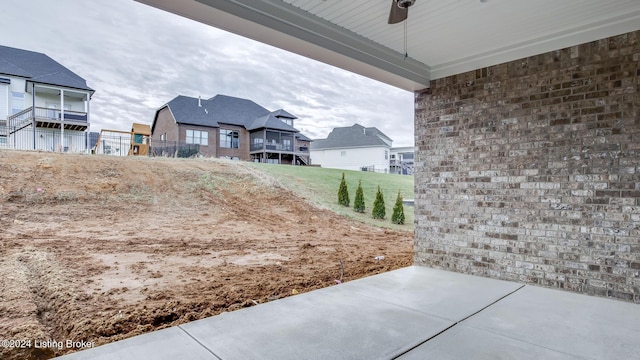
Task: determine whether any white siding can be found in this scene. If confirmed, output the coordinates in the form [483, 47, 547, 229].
[310, 146, 390, 173]
[8, 78, 84, 113]
[9, 77, 25, 94]
[8, 78, 28, 110]
[0, 83, 7, 148]
[36, 93, 84, 112]
[0, 83, 8, 120]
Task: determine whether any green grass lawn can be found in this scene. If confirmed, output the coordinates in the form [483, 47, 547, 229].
[246, 163, 414, 231]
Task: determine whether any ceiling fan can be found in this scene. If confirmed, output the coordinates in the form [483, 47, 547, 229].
[388, 0, 416, 24]
[387, 0, 417, 58]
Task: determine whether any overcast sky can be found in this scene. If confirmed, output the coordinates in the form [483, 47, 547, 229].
[1, 0, 414, 146]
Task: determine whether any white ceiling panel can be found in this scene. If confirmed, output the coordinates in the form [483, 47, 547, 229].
[136, 0, 640, 90]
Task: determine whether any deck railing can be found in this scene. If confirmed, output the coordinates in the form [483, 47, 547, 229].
[33, 107, 88, 122]
[250, 143, 309, 153]
[7, 108, 33, 131]
[8, 107, 88, 132]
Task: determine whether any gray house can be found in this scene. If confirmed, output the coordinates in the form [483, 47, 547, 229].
[0, 45, 94, 151]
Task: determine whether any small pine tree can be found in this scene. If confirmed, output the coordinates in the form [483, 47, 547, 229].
[338, 173, 350, 207]
[392, 191, 405, 225]
[353, 180, 365, 213]
[372, 185, 386, 219]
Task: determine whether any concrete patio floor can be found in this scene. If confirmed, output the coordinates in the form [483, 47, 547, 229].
[57, 266, 640, 359]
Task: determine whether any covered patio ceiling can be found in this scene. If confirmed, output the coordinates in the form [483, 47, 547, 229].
[136, 0, 640, 91]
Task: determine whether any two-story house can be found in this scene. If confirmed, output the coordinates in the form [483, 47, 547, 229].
[0, 45, 94, 151]
[151, 94, 311, 164]
[310, 123, 393, 173]
[390, 146, 414, 175]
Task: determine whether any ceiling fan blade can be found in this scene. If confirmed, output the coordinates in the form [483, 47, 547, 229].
[388, 0, 408, 24]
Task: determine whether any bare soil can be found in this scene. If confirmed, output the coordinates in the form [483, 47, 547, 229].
[0, 151, 413, 359]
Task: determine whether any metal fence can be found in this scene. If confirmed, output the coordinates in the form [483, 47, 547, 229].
[0, 126, 202, 158]
[0, 120, 6, 149]
[360, 165, 389, 173]
[93, 131, 132, 156]
[91, 132, 200, 158]
[4, 126, 91, 153]
[149, 139, 200, 158]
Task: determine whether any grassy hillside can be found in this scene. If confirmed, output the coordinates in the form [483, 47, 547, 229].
[247, 163, 414, 230]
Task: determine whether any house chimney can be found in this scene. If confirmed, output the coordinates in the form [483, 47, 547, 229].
[198, 95, 202, 107]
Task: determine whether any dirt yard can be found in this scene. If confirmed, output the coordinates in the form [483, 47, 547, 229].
[0, 151, 413, 359]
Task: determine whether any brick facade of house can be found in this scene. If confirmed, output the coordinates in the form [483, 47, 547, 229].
[151, 107, 179, 143]
[216, 125, 250, 160]
[177, 124, 218, 157]
[414, 30, 640, 303]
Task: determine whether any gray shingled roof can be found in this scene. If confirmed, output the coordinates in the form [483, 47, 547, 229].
[311, 123, 392, 150]
[159, 94, 312, 142]
[0, 45, 94, 92]
[165, 95, 219, 127]
[247, 113, 298, 132]
[271, 109, 297, 119]
[295, 133, 312, 142]
[206, 95, 271, 127]
[166, 94, 270, 128]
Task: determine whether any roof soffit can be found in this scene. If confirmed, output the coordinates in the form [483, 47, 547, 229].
[136, 0, 430, 90]
[136, 0, 640, 91]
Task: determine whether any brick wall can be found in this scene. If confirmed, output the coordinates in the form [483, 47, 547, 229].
[178, 124, 217, 157]
[414, 30, 640, 303]
[217, 125, 250, 160]
[151, 107, 179, 142]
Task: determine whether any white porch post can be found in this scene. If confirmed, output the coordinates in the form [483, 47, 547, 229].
[85, 92, 90, 153]
[32, 82, 36, 150]
[60, 89, 64, 152]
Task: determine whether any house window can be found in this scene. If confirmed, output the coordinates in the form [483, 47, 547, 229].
[220, 129, 239, 148]
[160, 133, 166, 141]
[385, 150, 388, 160]
[11, 92, 24, 115]
[186, 129, 208, 145]
[341, 151, 346, 157]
